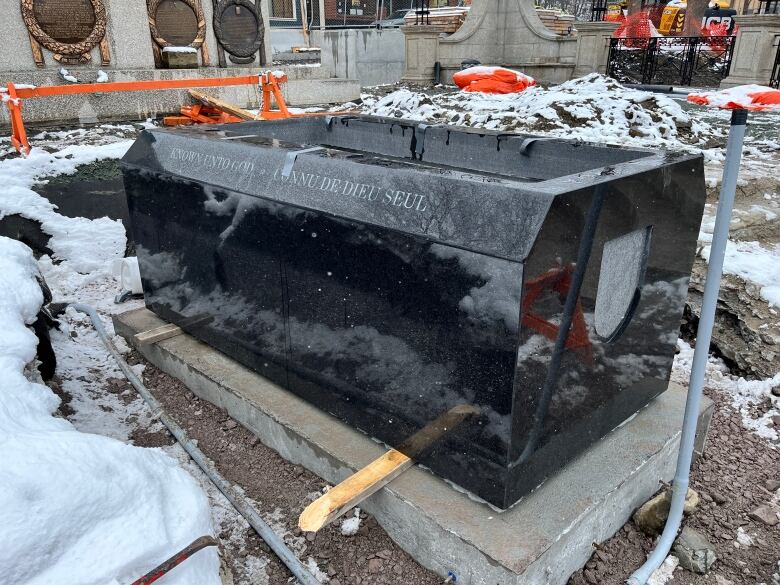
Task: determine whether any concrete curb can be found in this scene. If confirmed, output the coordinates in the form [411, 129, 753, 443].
[115, 307, 714, 585]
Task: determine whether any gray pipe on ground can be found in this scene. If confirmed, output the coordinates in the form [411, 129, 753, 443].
[68, 303, 321, 585]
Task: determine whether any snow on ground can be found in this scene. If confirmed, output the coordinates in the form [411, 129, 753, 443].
[360, 73, 779, 180]
[698, 193, 780, 309]
[699, 235, 780, 308]
[647, 555, 679, 585]
[0, 140, 128, 273]
[0, 131, 223, 584]
[0, 237, 220, 585]
[673, 340, 780, 442]
[363, 74, 712, 151]
[340, 508, 362, 536]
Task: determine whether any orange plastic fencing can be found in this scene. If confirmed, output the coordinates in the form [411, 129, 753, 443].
[3, 74, 263, 156]
[613, 11, 659, 47]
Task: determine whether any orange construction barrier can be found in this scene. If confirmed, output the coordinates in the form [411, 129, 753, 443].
[453, 66, 536, 94]
[258, 71, 292, 119]
[163, 104, 244, 126]
[688, 85, 780, 111]
[612, 11, 660, 48]
[165, 72, 359, 127]
[3, 74, 263, 156]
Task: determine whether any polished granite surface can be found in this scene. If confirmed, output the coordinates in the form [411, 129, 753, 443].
[122, 116, 706, 508]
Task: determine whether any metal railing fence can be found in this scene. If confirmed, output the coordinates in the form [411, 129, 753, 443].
[607, 35, 736, 87]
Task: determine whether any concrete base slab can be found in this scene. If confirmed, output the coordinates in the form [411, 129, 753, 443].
[115, 307, 714, 585]
[0, 67, 360, 127]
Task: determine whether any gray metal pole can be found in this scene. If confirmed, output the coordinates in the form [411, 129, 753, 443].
[627, 108, 748, 585]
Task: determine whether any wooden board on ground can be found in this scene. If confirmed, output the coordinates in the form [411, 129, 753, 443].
[299, 404, 479, 533]
[133, 323, 183, 346]
[188, 89, 258, 121]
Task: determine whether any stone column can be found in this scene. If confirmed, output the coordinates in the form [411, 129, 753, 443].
[572, 21, 620, 78]
[260, 0, 273, 65]
[401, 24, 446, 84]
[721, 14, 780, 87]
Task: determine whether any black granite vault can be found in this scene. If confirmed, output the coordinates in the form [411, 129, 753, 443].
[122, 116, 706, 509]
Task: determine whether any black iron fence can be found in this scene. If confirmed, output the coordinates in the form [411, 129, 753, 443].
[413, 0, 430, 24]
[758, 0, 780, 14]
[772, 40, 780, 88]
[269, 0, 463, 28]
[590, 0, 607, 21]
[607, 35, 736, 87]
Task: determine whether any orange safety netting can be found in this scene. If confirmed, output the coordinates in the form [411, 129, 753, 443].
[613, 11, 660, 46]
[688, 85, 780, 111]
[701, 21, 736, 51]
[453, 66, 536, 94]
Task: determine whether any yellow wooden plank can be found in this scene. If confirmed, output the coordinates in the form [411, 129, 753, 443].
[299, 449, 412, 533]
[133, 323, 183, 346]
[298, 404, 479, 532]
[188, 89, 258, 121]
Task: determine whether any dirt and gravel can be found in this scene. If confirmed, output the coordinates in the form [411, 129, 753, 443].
[118, 350, 442, 585]
[568, 384, 780, 585]
[58, 343, 774, 585]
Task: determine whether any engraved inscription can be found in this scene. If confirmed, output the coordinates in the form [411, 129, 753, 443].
[272, 168, 429, 212]
[170, 148, 255, 174]
[155, 0, 198, 46]
[33, 0, 96, 44]
[168, 148, 429, 213]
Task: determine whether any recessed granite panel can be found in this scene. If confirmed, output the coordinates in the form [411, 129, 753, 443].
[122, 116, 706, 508]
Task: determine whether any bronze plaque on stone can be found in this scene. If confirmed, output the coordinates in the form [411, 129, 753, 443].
[213, 0, 263, 65]
[147, 0, 209, 67]
[21, 0, 110, 67]
[221, 5, 257, 45]
[33, 0, 96, 44]
[155, 0, 199, 46]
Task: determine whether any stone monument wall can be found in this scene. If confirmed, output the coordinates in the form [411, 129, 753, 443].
[0, 0, 272, 71]
[403, 0, 578, 85]
[0, 0, 364, 126]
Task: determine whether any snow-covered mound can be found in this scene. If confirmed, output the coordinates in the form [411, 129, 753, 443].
[0, 237, 220, 585]
[0, 141, 129, 273]
[363, 73, 713, 150]
[0, 130, 221, 585]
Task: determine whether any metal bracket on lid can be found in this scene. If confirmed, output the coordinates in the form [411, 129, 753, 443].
[282, 147, 324, 178]
[519, 137, 556, 156]
[415, 123, 434, 157]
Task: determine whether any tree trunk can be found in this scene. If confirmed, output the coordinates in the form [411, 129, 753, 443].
[684, 0, 707, 35]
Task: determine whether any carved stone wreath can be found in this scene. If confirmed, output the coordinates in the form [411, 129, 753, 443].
[20, 0, 107, 57]
[148, 0, 207, 48]
[213, 0, 263, 59]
